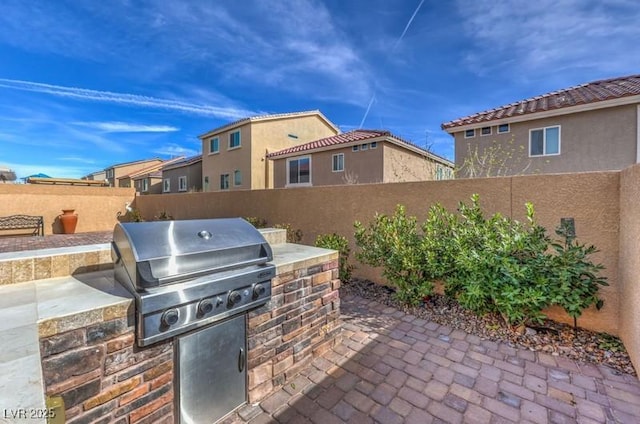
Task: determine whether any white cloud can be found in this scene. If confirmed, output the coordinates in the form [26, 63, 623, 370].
[153, 144, 198, 157]
[0, 79, 254, 119]
[72, 121, 179, 133]
[456, 0, 640, 78]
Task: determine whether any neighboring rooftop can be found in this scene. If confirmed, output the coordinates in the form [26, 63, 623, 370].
[118, 156, 185, 180]
[198, 110, 339, 139]
[442, 74, 640, 131]
[107, 157, 162, 169]
[161, 154, 202, 172]
[266, 129, 454, 165]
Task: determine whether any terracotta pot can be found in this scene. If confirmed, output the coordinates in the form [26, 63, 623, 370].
[59, 209, 78, 234]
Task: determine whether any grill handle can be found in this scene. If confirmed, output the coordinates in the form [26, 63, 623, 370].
[238, 348, 245, 372]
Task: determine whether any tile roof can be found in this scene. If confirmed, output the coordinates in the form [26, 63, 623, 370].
[266, 129, 453, 166]
[121, 156, 185, 180]
[198, 110, 339, 138]
[442, 74, 640, 131]
[106, 157, 162, 169]
[161, 154, 202, 171]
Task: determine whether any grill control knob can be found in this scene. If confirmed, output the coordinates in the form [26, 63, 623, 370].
[227, 291, 242, 307]
[253, 283, 266, 299]
[198, 299, 214, 315]
[161, 309, 180, 327]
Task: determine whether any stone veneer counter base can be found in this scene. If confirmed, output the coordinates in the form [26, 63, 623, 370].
[0, 242, 339, 424]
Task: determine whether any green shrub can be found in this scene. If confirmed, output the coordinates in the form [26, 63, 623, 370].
[244, 217, 267, 228]
[273, 223, 303, 243]
[446, 196, 553, 326]
[352, 194, 608, 330]
[315, 233, 354, 282]
[354, 205, 433, 305]
[548, 222, 607, 323]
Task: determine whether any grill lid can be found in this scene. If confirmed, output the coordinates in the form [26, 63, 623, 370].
[112, 218, 273, 288]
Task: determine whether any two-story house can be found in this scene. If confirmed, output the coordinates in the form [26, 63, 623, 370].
[161, 155, 203, 194]
[442, 74, 640, 177]
[104, 158, 163, 187]
[123, 157, 185, 194]
[267, 129, 454, 188]
[198, 110, 339, 191]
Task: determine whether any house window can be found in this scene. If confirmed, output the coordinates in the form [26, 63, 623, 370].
[204, 176, 209, 191]
[332, 153, 344, 172]
[530, 126, 560, 156]
[142, 179, 148, 192]
[352, 145, 359, 152]
[481, 127, 492, 136]
[464, 129, 475, 138]
[209, 137, 219, 154]
[229, 131, 241, 149]
[287, 156, 311, 186]
[234, 170, 242, 186]
[370, 142, 377, 149]
[361, 144, 368, 151]
[498, 123, 510, 134]
[178, 176, 187, 192]
[220, 174, 230, 190]
[163, 178, 170, 193]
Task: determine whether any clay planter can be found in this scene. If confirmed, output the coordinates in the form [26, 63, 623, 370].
[59, 209, 78, 234]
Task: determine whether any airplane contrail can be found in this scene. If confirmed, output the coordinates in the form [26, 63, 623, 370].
[359, 0, 426, 128]
[0, 78, 253, 119]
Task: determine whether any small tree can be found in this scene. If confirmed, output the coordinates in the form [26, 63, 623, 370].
[315, 233, 354, 282]
[456, 137, 533, 178]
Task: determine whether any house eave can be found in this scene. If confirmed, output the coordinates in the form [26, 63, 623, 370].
[443, 94, 640, 135]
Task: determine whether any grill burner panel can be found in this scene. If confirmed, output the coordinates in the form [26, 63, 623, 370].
[111, 218, 275, 346]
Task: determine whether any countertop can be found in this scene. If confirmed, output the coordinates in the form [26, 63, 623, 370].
[0, 242, 336, 423]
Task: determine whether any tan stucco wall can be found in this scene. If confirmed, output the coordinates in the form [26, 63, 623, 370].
[202, 125, 253, 192]
[619, 163, 640, 372]
[383, 143, 440, 182]
[136, 171, 619, 336]
[201, 115, 339, 191]
[0, 185, 135, 234]
[454, 104, 638, 176]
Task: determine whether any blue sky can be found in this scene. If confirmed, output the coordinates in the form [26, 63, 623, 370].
[1, 0, 639, 179]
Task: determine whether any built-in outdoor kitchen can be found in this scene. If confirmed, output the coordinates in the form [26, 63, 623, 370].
[0, 220, 341, 423]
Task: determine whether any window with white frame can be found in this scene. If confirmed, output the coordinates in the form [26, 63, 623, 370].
[497, 123, 510, 134]
[370, 142, 377, 149]
[287, 156, 311, 186]
[352, 145, 359, 152]
[481, 126, 491, 136]
[464, 129, 475, 138]
[529, 126, 560, 156]
[142, 179, 148, 192]
[220, 174, 230, 190]
[229, 131, 241, 149]
[178, 176, 187, 191]
[209, 137, 219, 154]
[361, 144, 368, 151]
[332, 153, 344, 172]
[234, 170, 242, 186]
[163, 178, 170, 192]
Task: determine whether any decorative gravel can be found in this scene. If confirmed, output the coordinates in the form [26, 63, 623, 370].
[341, 278, 636, 376]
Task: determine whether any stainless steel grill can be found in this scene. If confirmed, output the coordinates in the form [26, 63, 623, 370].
[111, 217, 276, 423]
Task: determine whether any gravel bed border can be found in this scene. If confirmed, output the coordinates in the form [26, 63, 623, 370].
[341, 278, 636, 376]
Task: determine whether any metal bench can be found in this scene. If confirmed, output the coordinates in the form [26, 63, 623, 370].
[0, 215, 44, 236]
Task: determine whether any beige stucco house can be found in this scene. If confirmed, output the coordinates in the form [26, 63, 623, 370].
[267, 129, 454, 188]
[198, 111, 339, 191]
[161, 155, 203, 194]
[118, 157, 185, 194]
[104, 158, 163, 187]
[442, 74, 640, 177]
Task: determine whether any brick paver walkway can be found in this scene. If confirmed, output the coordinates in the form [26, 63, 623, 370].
[229, 294, 640, 424]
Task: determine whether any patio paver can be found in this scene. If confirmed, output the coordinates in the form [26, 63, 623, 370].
[224, 293, 640, 424]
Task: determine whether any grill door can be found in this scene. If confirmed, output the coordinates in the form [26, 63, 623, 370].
[177, 314, 247, 424]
